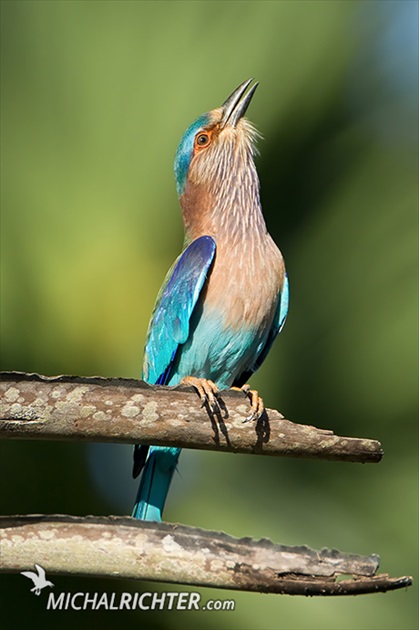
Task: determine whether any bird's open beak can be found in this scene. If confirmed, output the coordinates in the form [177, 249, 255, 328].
[221, 79, 259, 128]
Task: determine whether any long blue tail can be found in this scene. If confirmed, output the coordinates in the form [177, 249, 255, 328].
[132, 446, 181, 521]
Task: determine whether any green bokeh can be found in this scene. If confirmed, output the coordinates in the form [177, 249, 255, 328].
[1, 1, 417, 629]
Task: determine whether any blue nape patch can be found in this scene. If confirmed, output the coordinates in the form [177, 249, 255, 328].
[174, 113, 210, 196]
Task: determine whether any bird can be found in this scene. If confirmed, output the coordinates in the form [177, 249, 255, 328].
[20, 564, 54, 595]
[132, 79, 289, 522]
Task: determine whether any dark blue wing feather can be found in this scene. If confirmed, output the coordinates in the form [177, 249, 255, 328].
[142, 235, 216, 385]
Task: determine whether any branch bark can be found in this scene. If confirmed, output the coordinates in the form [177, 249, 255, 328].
[0, 515, 411, 595]
[0, 372, 382, 463]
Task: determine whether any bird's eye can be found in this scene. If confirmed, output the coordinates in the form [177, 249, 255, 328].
[196, 133, 210, 148]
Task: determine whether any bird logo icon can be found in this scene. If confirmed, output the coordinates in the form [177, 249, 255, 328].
[20, 564, 54, 595]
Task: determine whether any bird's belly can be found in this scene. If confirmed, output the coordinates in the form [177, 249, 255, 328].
[167, 311, 265, 389]
[167, 259, 281, 389]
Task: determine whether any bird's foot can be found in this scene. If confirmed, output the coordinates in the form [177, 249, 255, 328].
[181, 376, 221, 414]
[231, 384, 264, 422]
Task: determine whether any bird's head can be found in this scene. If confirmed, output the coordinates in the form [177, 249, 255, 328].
[174, 79, 260, 203]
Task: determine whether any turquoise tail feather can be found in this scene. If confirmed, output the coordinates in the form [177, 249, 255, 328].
[132, 446, 181, 521]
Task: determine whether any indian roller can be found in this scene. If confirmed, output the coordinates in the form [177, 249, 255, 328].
[132, 79, 289, 521]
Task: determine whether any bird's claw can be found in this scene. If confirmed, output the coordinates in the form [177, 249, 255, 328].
[233, 384, 264, 422]
[181, 376, 221, 414]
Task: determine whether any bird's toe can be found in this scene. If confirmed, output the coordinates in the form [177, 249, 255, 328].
[181, 376, 220, 414]
[232, 384, 264, 422]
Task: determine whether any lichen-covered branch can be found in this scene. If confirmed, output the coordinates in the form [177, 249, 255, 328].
[0, 372, 382, 463]
[0, 515, 411, 595]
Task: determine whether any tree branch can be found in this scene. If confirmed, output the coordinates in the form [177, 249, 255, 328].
[0, 515, 411, 595]
[0, 372, 382, 463]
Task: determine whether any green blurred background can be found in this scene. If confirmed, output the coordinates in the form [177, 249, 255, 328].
[1, 1, 417, 628]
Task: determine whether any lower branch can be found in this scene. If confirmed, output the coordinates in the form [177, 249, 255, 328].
[0, 515, 412, 595]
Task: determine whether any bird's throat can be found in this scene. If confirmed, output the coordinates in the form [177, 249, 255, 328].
[180, 177, 266, 245]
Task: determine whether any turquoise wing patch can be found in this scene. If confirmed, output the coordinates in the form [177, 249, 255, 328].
[143, 235, 216, 385]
